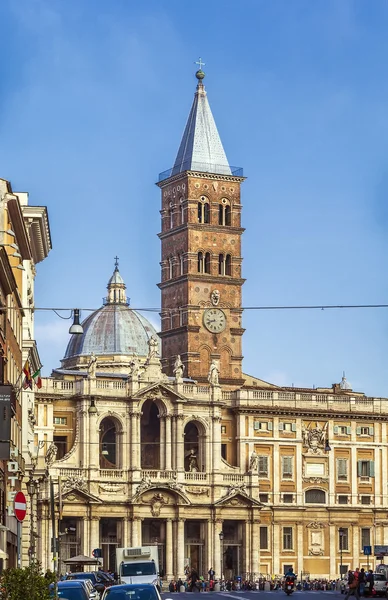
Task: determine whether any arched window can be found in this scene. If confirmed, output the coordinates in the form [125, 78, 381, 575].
[219, 199, 231, 226]
[225, 254, 231, 276]
[169, 202, 174, 229]
[218, 254, 224, 275]
[179, 198, 184, 224]
[198, 196, 210, 224]
[305, 489, 326, 504]
[198, 252, 204, 273]
[198, 252, 210, 274]
[179, 253, 184, 275]
[219, 254, 232, 276]
[99, 417, 119, 469]
[168, 257, 173, 279]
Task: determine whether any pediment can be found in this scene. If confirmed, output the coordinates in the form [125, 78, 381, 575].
[215, 490, 263, 508]
[131, 479, 190, 505]
[132, 382, 187, 402]
[57, 488, 103, 504]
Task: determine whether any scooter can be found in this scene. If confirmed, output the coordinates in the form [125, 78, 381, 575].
[284, 576, 295, 595]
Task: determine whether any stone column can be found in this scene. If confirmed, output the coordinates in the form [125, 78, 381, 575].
[375, 447, 381, 506]
[213, 520, 223, 579]
[273, 523, 280, 575]
[207, 520, 213, 574]
[130, 412, 141, 470]
[329, 524, 336, 579]
[212, 415, 222, 472]
[82, 517, 89, 556]
[297, 524, 303, 578]
[165, 519, 173, 579]
[159, 416, 166, 470]
[251, 520, 260, 578]
[171, 416, 176, 470]
[123, 517, 130, 547]
[131, 517, 142, 546]
[352, 524, 359, 567]
[90, 517, 100, 555]
[176, 519, 185, 577]
[244, 520, 250, 577]
[273, 440, 280, 504]
[89, 407, 99, 468]
[165, 416, 172, 471]
[176, 415, 184, 471]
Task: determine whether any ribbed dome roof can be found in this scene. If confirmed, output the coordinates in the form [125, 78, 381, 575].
[64, 264, 159, 360]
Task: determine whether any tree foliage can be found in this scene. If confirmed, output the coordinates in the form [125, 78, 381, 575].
[1, 562, 51, 600]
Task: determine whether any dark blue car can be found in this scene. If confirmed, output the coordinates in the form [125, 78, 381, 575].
[50, 580, 90, 600]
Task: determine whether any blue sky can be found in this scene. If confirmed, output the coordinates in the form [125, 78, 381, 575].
[1, 0, 388, 395]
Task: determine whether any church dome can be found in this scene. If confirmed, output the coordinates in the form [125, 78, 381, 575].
[63, 264, 159, 361]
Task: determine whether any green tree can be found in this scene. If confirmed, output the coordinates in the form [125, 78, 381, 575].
[1, 562, 51, 600]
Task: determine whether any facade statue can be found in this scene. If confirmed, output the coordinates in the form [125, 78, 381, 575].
[45, 442, 58, 466]
[207, 360, 220, 386]
[147, 335, 159, 359]
[173, 355, 185, 381]
[249, 450, 259, 472]
[187, 449, 199, 472]
[87, 352, 97, 378]
[129, 354, 141, 379]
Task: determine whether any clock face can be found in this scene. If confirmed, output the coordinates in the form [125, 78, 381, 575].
[203, 308, 227, 333]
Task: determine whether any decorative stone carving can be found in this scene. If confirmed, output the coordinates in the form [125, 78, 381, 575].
[165, 480, 184, 492]
[62, 475, 88, 494]
[249, 451, 258, 472]
[302, 422, 328, 455]
[211, 290, 220, 306]
[149, 493, 168, 517]
[303, 476, 328, 484]
[228, 483, 247, 495]
[308, 548, 324, 556]
[135, 476, 152, 495]
[307, 521, 326, 529]
[208, 360, 220, 386]
[173, 355, 185, 381]
[87, 352, 97, 378]
[45, 442, 58, 466]
[186, 486, 210, 496]
[99, 484, 125, 493]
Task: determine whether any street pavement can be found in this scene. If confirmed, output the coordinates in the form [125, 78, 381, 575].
[162, 592, 341, 600]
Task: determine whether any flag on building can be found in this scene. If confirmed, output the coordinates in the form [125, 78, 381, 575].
[32, 369, 42, 389]
[22, 361, 33, 390]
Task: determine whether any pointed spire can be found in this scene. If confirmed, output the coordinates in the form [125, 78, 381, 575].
[172, 65, 231, 177]
[106, 258, 129, 305]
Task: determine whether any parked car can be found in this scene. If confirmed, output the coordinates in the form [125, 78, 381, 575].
[101, 583, 162, 600]
[50, 580, 90, 600]
[371, 573, 387, 595]
[66, 572, 106, 595]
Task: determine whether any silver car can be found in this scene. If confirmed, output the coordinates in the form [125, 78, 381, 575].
[371, 573, 387, 596]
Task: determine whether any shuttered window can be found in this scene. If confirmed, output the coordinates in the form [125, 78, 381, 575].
[337, 458, 348, 481]
[282, 456, 293, 479]
[258, 456, 269, 477]
[260, 526, 268, 549]
[357, 460, 375, 477]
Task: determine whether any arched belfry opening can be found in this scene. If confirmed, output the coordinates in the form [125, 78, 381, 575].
[184, 421, 205, 472]
[99, 417, 120, 469]
[141, 399, 161, 469]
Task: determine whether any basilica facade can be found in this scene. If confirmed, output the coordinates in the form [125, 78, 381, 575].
[33, 69, 388, 580]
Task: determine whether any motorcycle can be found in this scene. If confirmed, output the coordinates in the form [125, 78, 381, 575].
[284, 576, 295, 595]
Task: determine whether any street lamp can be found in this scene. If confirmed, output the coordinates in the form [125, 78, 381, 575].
[219, 531, 224, 584]
[339, 528, 345, 578]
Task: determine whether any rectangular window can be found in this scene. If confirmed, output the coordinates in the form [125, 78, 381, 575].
[221, 426, 226, 434]
[282, 456, 293, 479]
[254, 421, 272, 431]
[54, 436, 67, 460]
[357, 460, 375, 477]
[283, 527, 293, 550]
[54, 417, 67, 425]
[337, 458, 348, 481]
[283, 494, 293, 503]
[260, 526, 268, 549]
[334, 425, 351, 435]
[339, 528, 349, 551]
[338, 495, 349, 505]
[258, 456, 269, 477]
[360, 427, 371, 435]
[361, 528, 371, 548]
[283, 423, 292, 432]
[361, 496, 371, 505]
[259, 494, 269, 503]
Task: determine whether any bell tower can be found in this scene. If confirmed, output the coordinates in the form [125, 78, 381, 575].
[157, 68, 245, 387]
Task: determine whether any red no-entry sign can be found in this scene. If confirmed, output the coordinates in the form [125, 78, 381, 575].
[14, 491, 27, 522]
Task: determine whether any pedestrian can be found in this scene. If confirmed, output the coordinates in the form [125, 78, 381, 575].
[359, 568, 366, 596]
[344, 570, 361, 600]
[208, 568, 215, 581]
[365, 570, 374, 597]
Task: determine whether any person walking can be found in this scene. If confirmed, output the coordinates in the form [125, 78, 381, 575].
[208, 568, 215, 581]
[358, 568, 366, 596]
[344, 570, 361, 600]
[365, 570, 374, 597]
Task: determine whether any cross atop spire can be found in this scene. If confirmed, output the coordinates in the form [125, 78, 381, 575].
[195, 57, 206, 70]
[114, 256, 119, 270]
